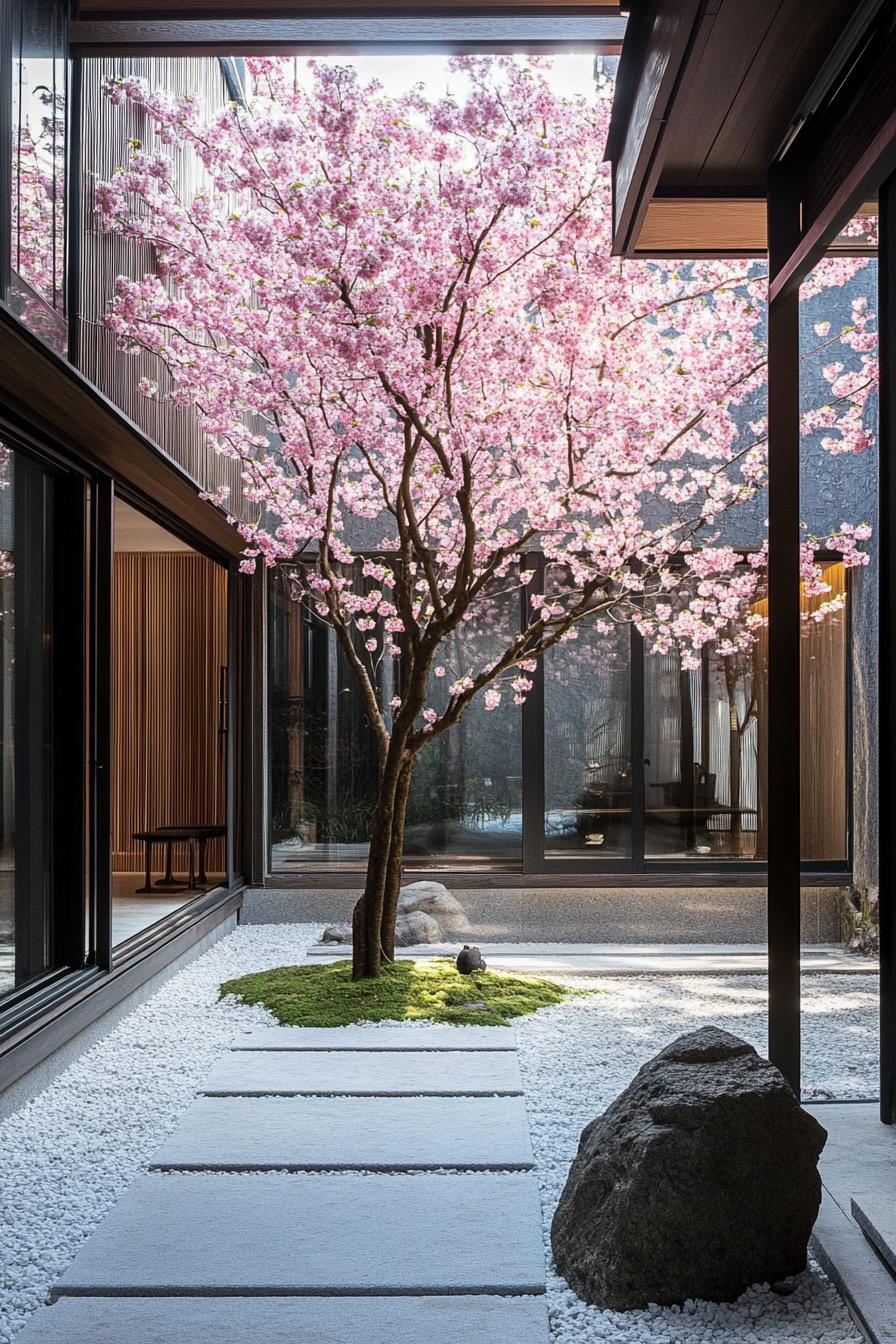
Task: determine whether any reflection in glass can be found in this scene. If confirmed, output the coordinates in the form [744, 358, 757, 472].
[404, 584, 522, 866]
[269, 568, 521, 870]
[9, 0, 68, 353]
[544, 619, 632, 858]
[643, 565, 848, 861]
[269, 564, 387, 872]
[0, 445, 55, 998]
[644, 643, 762, 860]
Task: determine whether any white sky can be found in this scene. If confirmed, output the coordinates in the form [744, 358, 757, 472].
[294, 53, 608, 101]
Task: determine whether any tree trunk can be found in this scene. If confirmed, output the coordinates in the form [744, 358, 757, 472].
[380, 759, 413, 962]
[351, 744, 409, 980]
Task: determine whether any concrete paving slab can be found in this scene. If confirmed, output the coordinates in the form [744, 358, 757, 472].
[808, 1104, 896, 1215]
[201, 1049, 523, 1096]
[811, 1194, 896, 1344]
[852, 1197, 896, 1278]
[231, 1025, 517, 1051]
[149, 1095, 534, 1170]
[18, 1294, 550, 1343]
[54, 1173, 547, 1297]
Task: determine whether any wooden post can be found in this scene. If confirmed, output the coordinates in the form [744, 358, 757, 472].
[766, 163, 802, 1092]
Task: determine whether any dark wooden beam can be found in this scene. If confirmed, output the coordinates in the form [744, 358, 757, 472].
[769, 15, 896, 301]
[606, 0, 702, 256]
[765, 162, 802, 1093]
[0, 307, 244, 559]
[70, 15, 626, 53]
[880, 169, 896, 1124]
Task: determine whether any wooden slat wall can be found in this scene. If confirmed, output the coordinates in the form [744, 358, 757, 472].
[748, 562, 848, 862]
[800, 562, 848, 861]
[112, 552, 228, 873]
[78, 56, 251, 520]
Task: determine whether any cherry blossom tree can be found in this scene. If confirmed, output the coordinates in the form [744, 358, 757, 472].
[96, 57, 874, 978]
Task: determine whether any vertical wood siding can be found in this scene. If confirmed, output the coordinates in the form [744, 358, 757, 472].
[77, 57, 252, 520]
[112, 551, 228, 873]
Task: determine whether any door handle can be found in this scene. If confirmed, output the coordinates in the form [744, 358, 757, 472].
[218, 665, 229, 735]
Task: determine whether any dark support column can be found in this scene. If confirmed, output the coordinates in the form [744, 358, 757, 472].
[91, 475, 114, 971]
[766, 166, 802, 1092]
[880, 171, 896, 1124]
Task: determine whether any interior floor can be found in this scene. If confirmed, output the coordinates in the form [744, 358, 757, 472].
[112, 871, 226, 947]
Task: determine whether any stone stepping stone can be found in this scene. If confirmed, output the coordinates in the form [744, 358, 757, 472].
[201, 1049, 523, 1096]
[54, 1172, 547, 1297]
[149, 1095, 535, 1171]
[852, 1195, 896, 1276]
[17, 1294, 550, 1343]
[232, 1025, 517, 1051]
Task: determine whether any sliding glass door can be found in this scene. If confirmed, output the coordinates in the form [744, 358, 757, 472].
[0, 435, 88, 1002]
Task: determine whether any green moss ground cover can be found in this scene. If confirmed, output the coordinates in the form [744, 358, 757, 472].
[219, 957, 584, 1027]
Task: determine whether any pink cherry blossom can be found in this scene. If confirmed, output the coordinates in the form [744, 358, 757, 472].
[95, 57, 876, 972]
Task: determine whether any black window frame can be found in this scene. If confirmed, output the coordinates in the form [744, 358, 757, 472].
[0, 424, 91, 1016]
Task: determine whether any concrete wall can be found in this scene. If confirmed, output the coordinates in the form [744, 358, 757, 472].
[241, 886, 842, 945]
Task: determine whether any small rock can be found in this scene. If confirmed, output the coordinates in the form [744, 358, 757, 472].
[456, 945, 487, 974]
[321, 923, 352, 944]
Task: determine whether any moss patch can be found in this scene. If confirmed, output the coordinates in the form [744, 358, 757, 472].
[219, 957, 581, 1028]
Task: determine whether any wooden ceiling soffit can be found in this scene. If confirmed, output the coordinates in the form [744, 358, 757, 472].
[634, 197, 767, 256]
[633, 194, 878, 261]
[69, 14, 626, 54]
[0, 310, 243, 559]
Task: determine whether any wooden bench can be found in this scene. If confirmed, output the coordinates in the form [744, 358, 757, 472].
[132, 825, 226, 894]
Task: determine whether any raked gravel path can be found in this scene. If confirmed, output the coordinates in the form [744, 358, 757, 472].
[0, 922, 878, 1344]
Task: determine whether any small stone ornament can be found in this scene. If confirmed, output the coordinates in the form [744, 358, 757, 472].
[455, 945, 487, 975]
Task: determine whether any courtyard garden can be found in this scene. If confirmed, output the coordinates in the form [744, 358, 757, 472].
[0, 921, 878, 1344]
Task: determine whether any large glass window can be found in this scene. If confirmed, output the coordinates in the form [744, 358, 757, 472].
[269, 564, 385, 873]
[543, 618, 632, 860]
[643, 641, 763, 861]
[8, 0, 67, 354]
[268, 557, 851, 874]
[404, 585, 522, 867]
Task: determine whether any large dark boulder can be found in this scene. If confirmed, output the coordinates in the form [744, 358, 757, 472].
[550, 1026, 827, 1310]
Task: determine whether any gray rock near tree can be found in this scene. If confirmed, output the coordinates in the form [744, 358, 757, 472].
[398, 881, 472, 934]
[393, 909, 442, 945]
[321, 881, 470, 946]
[550, 1026, 827, 1311]
[320, 909, 442, 946]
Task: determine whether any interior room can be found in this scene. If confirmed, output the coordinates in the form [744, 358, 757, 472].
[111, 499, 228, 947]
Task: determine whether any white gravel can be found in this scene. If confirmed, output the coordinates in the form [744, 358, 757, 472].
[0, 926, 878, 1344]
[0, 923, 323, 1344]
